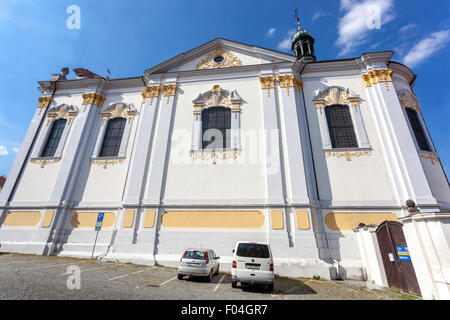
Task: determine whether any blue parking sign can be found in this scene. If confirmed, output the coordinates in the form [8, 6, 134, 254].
[95, 212, 105, 231]
[397, 246, 411, 261]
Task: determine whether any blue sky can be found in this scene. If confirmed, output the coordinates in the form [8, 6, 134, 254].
[0, 0, 449, 178]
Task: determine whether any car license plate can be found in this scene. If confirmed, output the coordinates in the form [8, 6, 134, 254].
[246, 264, 260, 270]
[188, 263, 200, 267]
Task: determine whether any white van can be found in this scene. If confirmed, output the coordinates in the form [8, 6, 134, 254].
[231, 241, 274, 291]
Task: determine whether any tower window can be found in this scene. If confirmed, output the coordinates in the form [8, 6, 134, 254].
[405, 108, 431, 152]
[201, 107, 231, 149]
[41, 119, 67, 157]
[325, 105, 358, 148]
[99, 117, 126, 157]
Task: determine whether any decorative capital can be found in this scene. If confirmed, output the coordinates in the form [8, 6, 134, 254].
[142, 85, 161, 104]
[361, 69, 393, 88]
[38, 96, 53, 109]
[259, 76, 276, 89]
[278, 74, 303, 95]
[82, 93, 106, 107]
[163, 84, 177, 97]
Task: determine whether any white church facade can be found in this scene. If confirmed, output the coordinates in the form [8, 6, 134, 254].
[0, 23, 449, 299]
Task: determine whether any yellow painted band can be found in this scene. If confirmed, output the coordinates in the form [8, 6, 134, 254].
[41, 210, 55, 228]
[122, 210, 135, 228]
[270, 210, 284, 230]
[161, 211, 264, 229]
[296, 210, 310, 230]
[71, 212, 116, 228]
[324, 212, 398, 231]
[3, 211, 41, 227]
[144, 210, 156, 228]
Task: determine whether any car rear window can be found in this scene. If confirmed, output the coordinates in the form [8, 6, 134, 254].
[236, 243, 270, 258]
[183, 251, 207, 260]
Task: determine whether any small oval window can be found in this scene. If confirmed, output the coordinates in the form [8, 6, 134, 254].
[213, 55, 225, 63]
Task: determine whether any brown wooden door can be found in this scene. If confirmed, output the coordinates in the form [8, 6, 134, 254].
[376, 221, 421, 296]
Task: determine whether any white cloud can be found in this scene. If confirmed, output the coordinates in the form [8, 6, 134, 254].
[403, 30, 450, 68]
[336, 0, 395, 57]
[399, 23, 418, 34]
[277, 29, 296, 52]
[0, 145, 8, 156]
[13, 147, 19, 153]
[266, 28, 276, 37]
[312, 11, 332, 22]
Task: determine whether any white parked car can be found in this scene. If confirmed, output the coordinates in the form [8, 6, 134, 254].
[231, 241, 274, 291]
[177, 248, 220, 282]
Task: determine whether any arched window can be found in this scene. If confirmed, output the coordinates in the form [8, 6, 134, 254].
[325, 105, 358, 148]
[405, 108, 431, 152]
[99, 118, 126, 157]
[41, 119, 67, 157]
[201, 107, 231, 149]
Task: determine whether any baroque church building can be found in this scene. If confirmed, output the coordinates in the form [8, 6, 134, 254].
[0, 19, 449, 299]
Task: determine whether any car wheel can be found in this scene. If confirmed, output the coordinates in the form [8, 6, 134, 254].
[267, 284, 274, 292]
[214, 265, 219, 275]
[177, 274, 184, 280]
[206, 270, 213, 282]
[231, 280, 237, 288]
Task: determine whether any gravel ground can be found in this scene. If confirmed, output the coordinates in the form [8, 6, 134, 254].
[0, 252, 418, 300]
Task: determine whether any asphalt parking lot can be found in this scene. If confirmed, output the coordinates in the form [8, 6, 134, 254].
[0, 252, 419, 300]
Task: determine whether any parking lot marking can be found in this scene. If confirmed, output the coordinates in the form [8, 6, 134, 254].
[271, 279, 313, 297]
[108, 267, 153, 281]
[60, 263, 126, 276]
[0, 259, 49, 266]
[17, 262, 82, 271]
[213, 274, 226, 292]
[158, 276, 177, 287]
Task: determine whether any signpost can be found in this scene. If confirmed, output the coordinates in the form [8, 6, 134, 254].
[396, 246, 411, 261]
[91, 212, 104, 259]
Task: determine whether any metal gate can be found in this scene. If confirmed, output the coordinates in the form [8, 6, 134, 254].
[376, 221, 421, 296]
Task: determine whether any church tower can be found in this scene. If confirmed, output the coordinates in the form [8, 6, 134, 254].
[291, 10, 316, 63]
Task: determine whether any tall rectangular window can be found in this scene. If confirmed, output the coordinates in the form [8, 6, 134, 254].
[99, 118, 126, 157]
[41, 119, 67, 157]
[405, 108, 431, 152]
[325, 105, 358, 148]
[201, 107, 231, 149]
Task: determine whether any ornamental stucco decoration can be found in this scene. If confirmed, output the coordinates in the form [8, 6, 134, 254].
[324, 150, 372, 161]
[46, 104, 79, 124]
[259, 76, 276, 97]
[278, 74, 303, 95]
[90, 158, 125, 169]
[361, 69, 393, 90]
[30, 158, 61, 168]
[37, 96, 53, 114]
[81, 92, 106, 110]
[419, 151, 439, 165]
[141, 85, 161, 104]
[196, 46, 243, 70]
[397, 89, 421, 113]
[101, 103, 137, 123]
[313, 86, 360, 114]
[192, 86, 243, 120]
